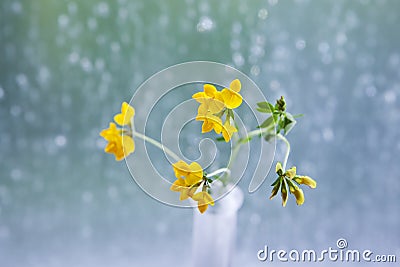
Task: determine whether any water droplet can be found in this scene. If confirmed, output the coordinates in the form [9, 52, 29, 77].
[111, 42, 120, 53]
[232, 52, 245, 67]
[270, 80, 281, 91]
[318, 42, 330, 54]
[58, 14, 69, 28]
[251, 65, 260, 76]
[336, 32, 347, 46]
[16, 74, 28, 88]
[11, 1, 22, 14]
[68, 2, 78, 15]
[384, 90, 396, 104]
[54, 135, 67, 147]
[80, 57, 93, 72]
[322, 128, 334, 142]
[96, 2, 109, 17]
[197, 16, 214, 32]
[37, 66, 50, 85]
[295, 39, 306, 50]
[82, 191, 93, 203]
[258, 9, 268, 20]
[68, 52, 80, 64]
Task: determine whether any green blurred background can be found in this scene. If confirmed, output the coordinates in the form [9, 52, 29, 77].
[1, 0, 399, 266]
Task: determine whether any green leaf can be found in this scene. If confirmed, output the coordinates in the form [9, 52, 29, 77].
[256, 107, 271, 113]
[284, 121, 296, 135]
[256, 102, 274, 113]
[215, 136, 225, 142]
[293, 113, 304, 118]
[269, 182, 281, 200]
[285, 112, 296, 123]
[271, 177, 281, 187]
[259, 116, 275, 129]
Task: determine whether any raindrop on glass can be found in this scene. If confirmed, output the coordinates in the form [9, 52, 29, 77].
[258, 9, 268, 20]
[197, 16, 214, 32]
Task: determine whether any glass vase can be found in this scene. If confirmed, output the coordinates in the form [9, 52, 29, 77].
[191, 185, 244, 267]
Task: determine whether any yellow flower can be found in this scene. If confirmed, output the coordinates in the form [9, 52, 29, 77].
[170, 178, 198, 201]
[192, 191, 215, 213]
[196, 111, 223, 134]
[100, 122, 135, 161]
[192, 84, 225, 114]
[221, 79, 243, 109]
[214, 120, 238, 142]
[172, 160, 203, 186]
[114, 102, 135, 126]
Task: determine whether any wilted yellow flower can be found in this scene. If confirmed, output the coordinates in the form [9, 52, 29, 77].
[293, 176, 317, 189]
[221, 79, 243, 109]
[270, 162, 315, 206]
[170, 177, 198, 201]
[285, 166, 296, 179]
[192, 191, 215, 213]
[172, 160, 203, 186]
[289, 183, 305, 205]
[114, 102, 135, 126]
[100, 122, 135, 161]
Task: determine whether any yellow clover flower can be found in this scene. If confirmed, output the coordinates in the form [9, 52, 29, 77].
[114, 102, 135, 126]
[170, 177, 198, 201]
[192, 84, 225, 114]
[221, 79, 243, 109]
[196, 110, 223, 134]
[192, 191, 215, 214]
[100, 122, 135, 161]
[214, 120, 238, 142]
[172, 160, 203, 186]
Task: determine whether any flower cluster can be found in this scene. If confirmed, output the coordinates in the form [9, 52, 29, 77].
[100, 102, 135, 161]
[100, 79, 317, 213]
[170, 160, 214, 213]
[192, 79, 243, 142]
[269, 162, 317, 206]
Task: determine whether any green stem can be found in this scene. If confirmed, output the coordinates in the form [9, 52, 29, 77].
[276, 133, 290, 170]
[246, 124, 274, 139]
[131, 131, 181, 162]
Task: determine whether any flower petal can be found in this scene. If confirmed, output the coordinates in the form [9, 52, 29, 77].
[285, 166, 297, 179]
[275, 162, 283, 175]
[230, 79, 241, 92]
[221, 88, 242, 109]
[294, 176, 317, 189]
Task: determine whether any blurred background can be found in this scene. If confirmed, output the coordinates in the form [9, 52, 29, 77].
[1, 0, 399, 266]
